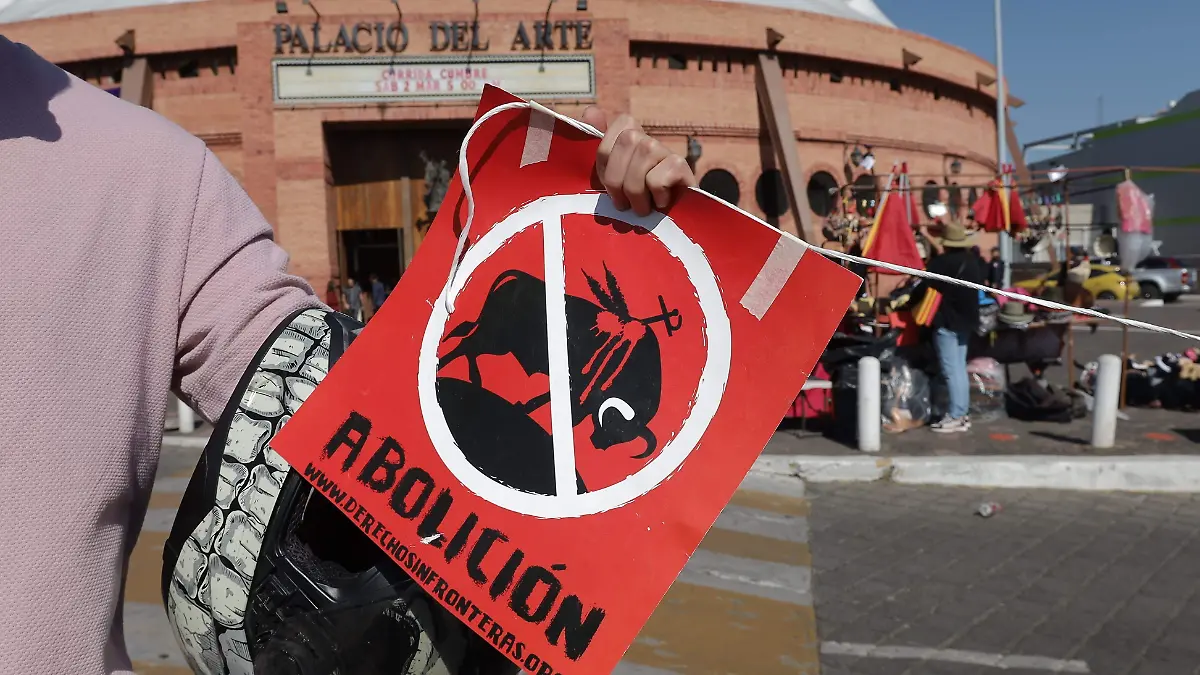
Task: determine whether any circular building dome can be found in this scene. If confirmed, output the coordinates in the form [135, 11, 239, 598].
[0, 0, 894, 26]
[0, 0, 205, 24]
[707, 0, 893, 27]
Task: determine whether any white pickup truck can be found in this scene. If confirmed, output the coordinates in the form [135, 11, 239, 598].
[1134, 256, 1195, 302]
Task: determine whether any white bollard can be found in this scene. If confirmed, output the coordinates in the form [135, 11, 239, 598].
[857, 356, 881, 453]
[177, 395, 196, 434]
[1091, 354, 1121, 448]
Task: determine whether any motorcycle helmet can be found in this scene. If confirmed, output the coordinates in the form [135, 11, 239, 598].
[161, 307, 514, 675]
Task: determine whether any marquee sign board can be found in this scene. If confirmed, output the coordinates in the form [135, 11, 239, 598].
[272, 55, 595, 105]
[271, 85, 862, 674]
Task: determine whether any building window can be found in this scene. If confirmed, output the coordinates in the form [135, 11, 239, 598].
[921, 180, 940, 216]
[699, 169, 741, 206]
[756, 170, 789, 218]
[889, 78, 901, 92]
[852, 174, 877, 217]
[178, 60, 200, 78]
[807, 171, 839, 217]
[667, 54, 687, 70]
[830, 69, 844, 83]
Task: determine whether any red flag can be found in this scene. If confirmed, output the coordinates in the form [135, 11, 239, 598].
[861, 173, 925, 274]
[973, 175, 1028, 234]
[971, 180, 1004, 233]
[1006, 182, 1029, 234]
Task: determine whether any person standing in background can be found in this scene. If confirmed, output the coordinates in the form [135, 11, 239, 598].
[343, 277, 363, 321]
[369, 273, 387, 311]
[324, 280, 341, 312]
[926, 222, 986, 433]
[359, 283, 376, 323]
[986, 247, 1006, 288]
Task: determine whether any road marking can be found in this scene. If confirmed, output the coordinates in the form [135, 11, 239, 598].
[821, 642, 1090, 673]
[142, 508, 179, 534]
[161, 435, 210, 448]
[126, 601, 188, 667]
[677, 549, 812, 604]
[714, 504, 809, 543]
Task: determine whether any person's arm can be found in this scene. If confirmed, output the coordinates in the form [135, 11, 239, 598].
[174, 148, 324, 422]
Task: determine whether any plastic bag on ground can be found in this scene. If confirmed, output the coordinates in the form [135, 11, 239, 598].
[968, 357, 1006, 422]
[881, 360, 932, 433]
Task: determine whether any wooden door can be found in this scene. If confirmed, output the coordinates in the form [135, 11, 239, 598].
[335, 178, 429, 271]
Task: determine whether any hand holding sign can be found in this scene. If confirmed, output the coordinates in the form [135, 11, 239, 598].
[271, 85, 862, 674]
[583, 106, 697, 215]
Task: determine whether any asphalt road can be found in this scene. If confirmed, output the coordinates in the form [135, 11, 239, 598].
[1065, 297, 1200, 370]
[810, 482, 1200, 675]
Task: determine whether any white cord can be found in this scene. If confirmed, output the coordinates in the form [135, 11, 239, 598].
[444, 98, 1200, 344]
[445, 100, 601, 312]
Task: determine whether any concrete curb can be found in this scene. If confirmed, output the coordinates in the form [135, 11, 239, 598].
[751, 454, 1200, 493]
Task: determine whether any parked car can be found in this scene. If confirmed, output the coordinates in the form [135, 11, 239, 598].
[1133, 256, 1195, 302]
[1014, 263, 1141, 301]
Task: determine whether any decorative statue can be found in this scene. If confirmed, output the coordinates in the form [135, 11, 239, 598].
[419, 150, 451, 216]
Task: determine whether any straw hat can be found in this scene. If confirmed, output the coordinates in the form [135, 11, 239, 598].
[998, 300, 1033, 326]
[938, 221, 975, 248]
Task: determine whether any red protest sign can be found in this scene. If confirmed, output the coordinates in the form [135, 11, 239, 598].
[271, 85, 862, 675]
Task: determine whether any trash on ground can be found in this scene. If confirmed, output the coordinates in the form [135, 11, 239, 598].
[976, 502, 1002, 518]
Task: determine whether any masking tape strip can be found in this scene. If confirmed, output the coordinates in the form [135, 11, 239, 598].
[519, 106, 556, 168]
[741, 235, 807, 320]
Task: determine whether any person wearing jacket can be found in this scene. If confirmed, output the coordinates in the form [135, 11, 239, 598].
[0, 33, 697, 675]
[925, 222, 986, 433]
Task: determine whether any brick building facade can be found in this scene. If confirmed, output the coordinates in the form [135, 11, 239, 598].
[4, 0, 1010, 294]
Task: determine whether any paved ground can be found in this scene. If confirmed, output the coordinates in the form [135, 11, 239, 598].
[130, 436, 820, 675]
[808, 482, 1200, 675]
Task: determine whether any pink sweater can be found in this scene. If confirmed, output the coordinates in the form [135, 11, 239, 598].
[0, 37, 322, 673]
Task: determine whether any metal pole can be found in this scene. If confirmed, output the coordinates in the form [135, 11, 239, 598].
[1119, 170, 1132, 410]
[1091, 354, 1121, 448]
[1064, 182, 1075, 390]
[994, 0, 1012, 288]
[177, 395, 195, 434]
[857, 356, 881, 453]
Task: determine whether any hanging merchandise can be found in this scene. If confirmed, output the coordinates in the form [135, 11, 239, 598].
[1117, 178, 1154, 234]
[859, 162, 925, 275]
[1116, 178, 1155, 268]
[971, 165, 1028, 234]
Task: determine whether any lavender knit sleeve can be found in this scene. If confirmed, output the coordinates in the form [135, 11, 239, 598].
[174, 148, 325, 422]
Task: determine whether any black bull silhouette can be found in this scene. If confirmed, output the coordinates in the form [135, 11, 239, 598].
[438, 266, 682, 470]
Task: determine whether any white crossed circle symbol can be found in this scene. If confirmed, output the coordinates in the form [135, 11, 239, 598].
[417, 192, 732, 518]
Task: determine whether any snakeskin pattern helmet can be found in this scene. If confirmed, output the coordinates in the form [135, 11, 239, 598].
[160, 308, 507, 675]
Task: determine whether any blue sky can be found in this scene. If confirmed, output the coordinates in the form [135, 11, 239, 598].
[875, 0, 1198, 160]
